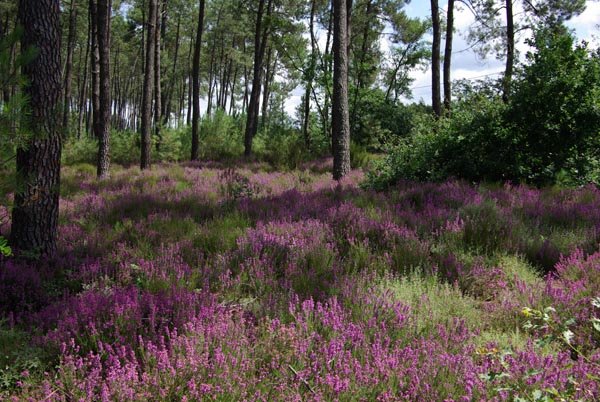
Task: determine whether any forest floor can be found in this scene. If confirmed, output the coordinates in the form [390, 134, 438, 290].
[1, 159, 600, 401]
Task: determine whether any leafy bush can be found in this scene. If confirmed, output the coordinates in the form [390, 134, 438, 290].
[367, 28, 600, 188]
[507, 27, 600, 185]
[253, 125, 308, 169]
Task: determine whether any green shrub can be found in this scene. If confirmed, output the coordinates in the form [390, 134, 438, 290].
[366, 28, 600, 188]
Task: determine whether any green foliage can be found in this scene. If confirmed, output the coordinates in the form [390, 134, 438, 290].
[350, 88, 415, 151]
[61, 136, 97, 165]
[253, 125, 308, 170]
[0, 27, 35, 168]
[0, 236, 11, 257]
[507, 27, 600, 185]
[196, 110, 245, 160]
[367, 28, 600, 188]
[0, 321, 50, 394]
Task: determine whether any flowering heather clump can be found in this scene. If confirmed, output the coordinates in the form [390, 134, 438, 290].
[539, 249, 600, 353]
[1, 162, 600, 400]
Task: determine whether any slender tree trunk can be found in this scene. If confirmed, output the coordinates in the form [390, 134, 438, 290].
[63, 0, 77, 133]
[244, 0, 271, 157]
[90, 0, 101, 137]
[503, 0, 514, 103]
[154, 2, 162, 151]
[186, 31, 193, 126]
[431, 0, 442, 118]
[140, 0, 157, 169]
[323, 1, 334, 140]
[261, 46, 273, 130]
[11, 0, 63, 257]
[242, 48, 249, 114]
[206, 36, 217, 116]
[78, 22, 91, 139]
[164, 15, 181, 126]
[96, 0, 112, 178]
[229, 63, 238, 115]
[350, 0, 372, 136]
[332, 0, 351, 180]
[443, 0, 454, 112]
[302, 0, 317, 149]
[191, 0, 206, 161]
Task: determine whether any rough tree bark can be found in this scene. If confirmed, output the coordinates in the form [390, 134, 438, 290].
[96, 0, 112, 178]
[332, 0, 351, 180]
[11, 0, 63, 257]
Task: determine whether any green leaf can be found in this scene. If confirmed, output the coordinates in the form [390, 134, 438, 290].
[0, 236, 11, 257]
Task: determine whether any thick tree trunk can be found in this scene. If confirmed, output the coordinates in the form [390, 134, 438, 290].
[96, 0, 112, 179]
[11, 0, 63, 257]
[191, 0, 205, 161]
[503, 0, 514, 103]
[443, 0, 454, 112]
[431, 0, 442, 118]
[140, 0, 157, 169]
[332, 0, 351, 180]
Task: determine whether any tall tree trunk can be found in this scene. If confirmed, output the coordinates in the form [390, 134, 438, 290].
[350, 0, 372, 136]
[302, 0, 317, 149]
[229, 63, 238, 115]
[260, 46, 273, 130]
[323, 1, 334, 140]
[154, 1, 162, 151]
[11, 0, 63, 257]
[332, 0, 350, 180]
[431, 0, 442, 118]
[140, 0, 157, 169]
[62, 0, 77, 133]
[90, 0, 101, 137]
[191, 0, 205, 161]
[164, 15, 181, 127]
[443, 0, 454, 112]
[242, 47, 249, 113]
[503, 0, 514, 103]
[77, 22, 91, 139]
[186, 31, 193, 126]
[96, 0, 112, 179]
[244, 0, 271, 157]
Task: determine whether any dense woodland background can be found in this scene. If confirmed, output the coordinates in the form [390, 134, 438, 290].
[1, 0, 599, 256]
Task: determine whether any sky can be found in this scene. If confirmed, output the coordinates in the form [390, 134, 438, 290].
[283, 0, 600, 115]
[403, 0, 600, 103]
